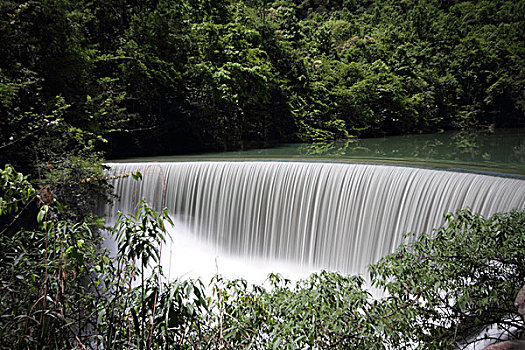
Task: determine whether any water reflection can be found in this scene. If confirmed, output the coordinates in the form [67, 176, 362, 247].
[290, 129, 524, 174]
[297, 139, 357, 157]
[111, 129, 525, 174]
[515, 142, 525, 163]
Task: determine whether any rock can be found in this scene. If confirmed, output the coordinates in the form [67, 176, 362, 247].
[483, 340, 525, 350]
[515, 284, 525, 322]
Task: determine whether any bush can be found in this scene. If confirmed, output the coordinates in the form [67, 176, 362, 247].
[1, 165, 523, 349]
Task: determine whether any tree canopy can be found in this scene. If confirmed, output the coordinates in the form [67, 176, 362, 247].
[1, 0, 524, 163]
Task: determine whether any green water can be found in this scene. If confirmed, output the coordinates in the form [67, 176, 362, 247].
[112, 129, 525, 175]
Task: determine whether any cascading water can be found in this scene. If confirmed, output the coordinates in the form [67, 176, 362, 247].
[104, 161, 525, 279]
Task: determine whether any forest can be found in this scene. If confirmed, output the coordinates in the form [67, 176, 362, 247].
[1, 0, 524, 349]
[2, 0, 524, 164]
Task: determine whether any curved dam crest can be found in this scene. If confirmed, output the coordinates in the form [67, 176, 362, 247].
[105, 161, 525, 275]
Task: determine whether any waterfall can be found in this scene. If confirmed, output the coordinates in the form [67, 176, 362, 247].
[105, 161, 525, 275]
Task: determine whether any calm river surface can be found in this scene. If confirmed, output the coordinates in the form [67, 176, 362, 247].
[112, 129, 525, 176]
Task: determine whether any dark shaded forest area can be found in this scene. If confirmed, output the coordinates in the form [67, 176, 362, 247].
[2, 0, 524, 168]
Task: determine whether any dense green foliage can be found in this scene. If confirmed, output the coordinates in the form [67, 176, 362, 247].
[1, 0, 524, 162]
[1, 164, 524, 349]
[1, 1, 524, 348]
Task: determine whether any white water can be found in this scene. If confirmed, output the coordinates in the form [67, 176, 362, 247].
[104, 161, 525, 282]
[157, 216, 314, 285]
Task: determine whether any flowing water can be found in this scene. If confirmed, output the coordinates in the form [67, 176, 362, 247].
[104, 130, 525, 282]
[105, 159, 525, 283]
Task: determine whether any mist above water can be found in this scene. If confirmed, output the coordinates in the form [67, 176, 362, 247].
[158, 216, 315, 285]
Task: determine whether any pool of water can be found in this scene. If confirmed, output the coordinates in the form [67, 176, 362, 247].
[110, 129, 525, 176]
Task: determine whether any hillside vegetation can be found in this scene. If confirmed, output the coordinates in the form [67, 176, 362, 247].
[2, 0, 524, 165]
